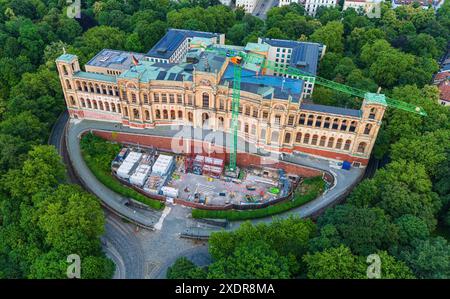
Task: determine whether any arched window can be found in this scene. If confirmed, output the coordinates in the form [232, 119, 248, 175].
[307, 115, 314, 126]
[155, 109, 161, 119]
[95, 84, 100, 93]
[299, 114, 306, 125]
[324, 117, 330, 129]
[244, 123, 249, 133]
[66, 79, 72, 90]
[62, 65, 68, 75]
[364, 124, 372, 135]
[344, 140, 351, 151]
[145, 110, 150, 120]
[101, 85, 107, 95]
[202, 93, 209, 108]
[336, 138, 343, 149]
[296, 132, 302, 143]
[178, 111, 183, 119]
[369, 108, 376, 119]
[357, 142, 367, 153]
[133, 109, 139, 119]
[99, 101, 104, 110]
[319, 136, 326, 146]
[349, 121, 357, 132]
[131, 93, 137, 103]
[288, 115, 295, 126]
[332, 118, 339, 130]
[274, 114, 281, 125]
[340, 120, 348, 131]
[108, 86, 113, 96]
[76, 81, 82, 90]
[87, 99, 92, 108]
[69, 96, 76, 106]
[89, 83, 94, 93]
[117, 105, 121, 114]
[80, 98, 86, 107]
[284, 132, 291, 144]
[111, 103, 116, 112]
[123, 107, 128, 117]
[303, 133, 310, 144]
[105, 102, 110, 111]
[245, 106, 250, 116]
[218, 117, 224, 128]
[93, 100, 98, 109]
[251, 124, 256, 135]
[260, 128, 266, 141]
[163, 110, 168, 119]
[315, 116, 322, 127]
[188, 112, 193, 122]
[311, 134, 318, 145]
[271, 131, 279, 143]
[170, 110, 176, 120]
[327, 137, 334, 148]
[83, 82, 88, 92]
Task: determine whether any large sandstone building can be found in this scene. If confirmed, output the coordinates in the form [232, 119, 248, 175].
[56, 29, 386, 167]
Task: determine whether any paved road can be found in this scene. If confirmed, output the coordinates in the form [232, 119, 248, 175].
[59, 116, 364, 278]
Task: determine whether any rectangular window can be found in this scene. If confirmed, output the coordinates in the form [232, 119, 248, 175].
[169, 94, 175, 103]
[162, 94, 167, 103]
[143, 94, 148, 104]
[177, 94, 182, 104]
[154, 93, 159, 103]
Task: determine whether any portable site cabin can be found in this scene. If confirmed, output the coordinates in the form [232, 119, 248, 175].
[116, 151, 142, 180]
[151, 154, 174, 176]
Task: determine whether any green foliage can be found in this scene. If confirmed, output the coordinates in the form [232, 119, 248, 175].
[310, 21, 344, 53]
[167, 257, 207, 279]
[192, 176, 325, 220]
[80, 133, 164, 210]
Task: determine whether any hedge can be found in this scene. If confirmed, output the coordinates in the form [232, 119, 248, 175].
[80, 133, 164, 210]
[191, 176, 325, 221]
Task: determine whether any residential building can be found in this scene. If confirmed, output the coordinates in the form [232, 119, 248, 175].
[236, 0, 259, 13]
[343, 0, 382, 18]
[391, 0, 444, 10]
[278, 0, 338, 16]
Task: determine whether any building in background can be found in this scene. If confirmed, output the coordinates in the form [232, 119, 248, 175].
[146, 29, 225, 64]
[391, 0, 445, 10]
[55, 29, 385, 166]
[343, 0, 382, 18]
[278, 0, 338, 16]
[236, 0, 259, 13]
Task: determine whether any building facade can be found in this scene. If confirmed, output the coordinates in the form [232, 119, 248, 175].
[343, 0, 382, 18]
[236, 0, 259, 13]
[56, 31, 386, 167]
[278, 0, 338, 16]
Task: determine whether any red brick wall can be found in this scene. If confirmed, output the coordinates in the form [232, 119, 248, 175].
[92, 130, 322, 177]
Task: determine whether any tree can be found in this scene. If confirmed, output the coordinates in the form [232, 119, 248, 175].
[310, 21, 344, 53]
[316, 205, 398, 256]
[303, 245, 366, 279]
[207, 241, 292, 279]
[399, 237, 450, 279]
[167, 257, 207, 279]
[394, 215, 430, 246]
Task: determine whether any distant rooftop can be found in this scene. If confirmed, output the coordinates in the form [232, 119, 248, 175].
[260, 38, 323, 75]
[86, 49, 146, 70]
[146, 28, 222, 60]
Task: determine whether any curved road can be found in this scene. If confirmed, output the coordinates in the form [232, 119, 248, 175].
[52, 112, 364, 278]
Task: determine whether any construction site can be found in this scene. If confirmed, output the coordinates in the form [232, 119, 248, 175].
[111, 145, 300, 208]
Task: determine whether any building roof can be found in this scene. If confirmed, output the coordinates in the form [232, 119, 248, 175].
[86, 49, 146, 70]
[119, 61, 193, 83]
[245, 42, 269, 53]
[260, 38, 323, 75]
[434, 71, 450, 83]
[56, 53, 76, 63]
[74, 71, 117, 83]
[221, 64, 303, 102]
[438, 81, 450, 102]
[146, 28, 222, 59]
[300, 103, 362, 118]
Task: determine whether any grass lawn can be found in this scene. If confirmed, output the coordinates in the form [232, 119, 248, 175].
[80, 133, 164, 210]
[191, 176, 325, 221]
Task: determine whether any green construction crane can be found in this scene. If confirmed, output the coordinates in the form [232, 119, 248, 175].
[200, 45, 427, 172]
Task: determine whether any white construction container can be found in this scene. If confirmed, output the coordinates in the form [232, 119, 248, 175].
[116, 151, 142, 179]
[151, 154, 174, 176]
[130, 164, 152, 187]
[161, 186, 179, 198]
